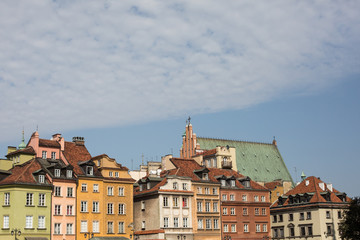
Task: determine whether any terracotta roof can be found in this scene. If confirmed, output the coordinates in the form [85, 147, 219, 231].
[62, 141, 92, 175]
[6, 146, 36, 157]
[0, 159, 45, 185]
[196, 148, 217, 157]
[264, 180, 282, 190]
[272, 176, 350, 207]
[134, 178, 168, 196]
[39, 139, 61, 148]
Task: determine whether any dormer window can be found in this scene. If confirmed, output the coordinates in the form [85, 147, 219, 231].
[230, 180, 235, 187]
[139, 184, 143, 191]
[54, 169, 61, 177]
[86, 166, 93, 175]
[97, 160, 100, 167]
[221, 180, 226, 187]
[147, 182, 151, 190]
[109, 171, 113, 177]
[42, 151, 47, 159]
[66, 170, 72, 178]
[51, 152, 56, 159]
[202, 173, 209, 180]
[39, 175, 45, 183]
[173, 182, 178, 190]
[244, 181, 250, 188]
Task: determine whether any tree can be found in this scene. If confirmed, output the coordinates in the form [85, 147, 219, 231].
[339, 197, 360, 240]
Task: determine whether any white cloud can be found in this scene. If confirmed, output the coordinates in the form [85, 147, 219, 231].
[0, 0, 359, 142]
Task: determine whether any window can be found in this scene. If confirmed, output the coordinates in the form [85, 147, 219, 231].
[254, 195, 259, 202]
[147, 182, 151, 189]
[38, 193, 46, 206]
[223, 207, 228, 215]
[107, 203, 114, 214]
[118, 203, 125, 215]
[81, 201, 88, 212]
[205, 202, 210, 212]
[273, 228, 279, 237]
[212, 187, 217, 195]
[262, 208, 266, 215]
[230, 180, 236, 187]
[4, 193, 10, 205]
[202, 173, 208, 180]
[206, 219, 211, 229]
[54, 186, 61, 196]
[66, 170, 72, 178]
[326, 224, 333, 235]
[183, 217, 188, 228]
[173, 197, 179, 207]
[263, 224, 267, 232]
[307, 211, 312, 220]
[26, 215, 33, 228]
[3, 215, 9, 229]
[142, 221, 145, 230]
[243, 207, 248, 215]
[289, 227, 295, 237]
[81, 183, 87, 192]
[118, 222, 124, 233]
[279, 214, 283, 222]
[163, 197, 169, 207]
[222, 194, 227, 201]
[242, 195, 247, 201]
[198, 219, 203, 229]
[300, 212, 305, 220]
[93, 221, 99, 233]
[54, 169, 61, 177]
[231, 207, 235, 215]
[230, 194, 235, 201]
[273, 215, 277, 222]
[224, 224, 228, 232]
[51, 152, 56, 159]
[107, 222, 114, 233]
[67, 187, 73, 197]
[109, 171, 113, 177]
[221, 179, 226, 186]
[163, 217, 169, 228]
[213, 202, 218, 212]
[300, 226, 306, 236]
[255, 208, 259, 215]
[115, 172, 119, 178]
[38, 216, 45, 229]
[26, 193, 34, 206]
[66, 223, 73, 234]
[54, 223, 61, 234]
[289, 213, 293, 221]
[55, 205, 61, 215]
[279, 228, 284, 237]
[197, 187, 202, 194]
[308, 226, 313, 236]
[197, 201, 203, 212]
[86, 166, 93, 175]
[214, 219, 219, 229]
[39, 175, 45, 183]
[81, 220, 88, 233]
[182, 197, 188, 207]
[174, 217, 179, 228]
[93, 201, 99, 213]
[107, 187, 114, 196]
[173, 182, 178, 190]
[42, 151, 47, 159]
[182, 183, 188, 190]
[118, 187, 124, 196]
[141, 201, 145, 210]
[338, 210, 342, 218]
[93, 184, 99, 192]
[256, 224, 261, 232]
[326, 211, 331, 219]
[205, 187, 210, 194]
[261, 195, 266, 202]
[67, 205, 73, 215]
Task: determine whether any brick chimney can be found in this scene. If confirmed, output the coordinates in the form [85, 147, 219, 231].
[72, 136, 85, 146]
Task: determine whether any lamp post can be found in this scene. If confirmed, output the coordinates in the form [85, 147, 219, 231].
[11, 228, 21, 240]
[84, 231, 94, 240]
[177, 235, 186, 240]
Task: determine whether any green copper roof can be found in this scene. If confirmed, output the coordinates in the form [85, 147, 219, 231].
[197, 137, 294, 184]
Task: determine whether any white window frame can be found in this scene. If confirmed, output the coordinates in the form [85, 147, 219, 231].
[163, 196, 169, 207]
[25, 215, 33, 229]
[54, 223, 61, 234]
[39, 175, 45, 183]
[26, 193, 34, 206]
[3, 215, 9, 229]
[118, 203, 125, 215]
[39, 193, 46, 206]
[42, 151, 47, 159]
[231, 224, 236, 232]
[182, 183, 188, 190]
[4, 193, 10, 205]
[66, 223, 73, 234]
[54, 205, 61, 215]
[163, 217, 169, 228]
[66, 170, 72, 178]
[80, 220, 88, 233]
[67, 205, 73, 215]
[118, 222, 124, 233]
[93, 220, 100, 233]
[81, 183, 87, 192]
[54, 186, 61, 196]
[38, 216, 45, 229]
[93, 201, 99, 213]
[107, 221, 114, 234]
[67, 187, 73, 197]
[93, 184, 98, 193]
[81, 201, 88, 212]
[183, 217, 188, 228]
[107, 186, 114, 196]
[54, 169, 61, 177]
[51, 152, 56, 159]
[107, 203, 114, 214]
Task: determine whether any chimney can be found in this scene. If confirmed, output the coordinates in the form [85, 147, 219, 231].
[51, 133, 62, 141]
[7, 146, 17, 154]
[72, 136, 85, 146]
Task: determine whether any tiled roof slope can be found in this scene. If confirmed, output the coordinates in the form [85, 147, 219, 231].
[264, 180, 282, 190]
[197, 137, 293, 183]
[63, 141, 92, 175]
[39, 139, 61, 148]
[6, 146, 36, 157]
[0, 159, 44, 185]
[272, 176, 351, 207]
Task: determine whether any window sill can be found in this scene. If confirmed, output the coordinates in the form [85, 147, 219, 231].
[54, 215, 63, 216]
[37, 228, 46, 230]
[25, 228, 35, 230]
[38, 205, 47, 207]
[25, 205, 35, 207]
[54, 196, 62, 197]
[2, 205, 10, 207]
[92, 212, 100, 214]
[2, 228, 10, 230]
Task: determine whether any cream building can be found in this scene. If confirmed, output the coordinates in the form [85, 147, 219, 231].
[270, 176, 350, 239]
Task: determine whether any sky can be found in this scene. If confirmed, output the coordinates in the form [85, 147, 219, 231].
[0, 1, 359, 197]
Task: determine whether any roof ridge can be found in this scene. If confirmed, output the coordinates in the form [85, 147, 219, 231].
[197, 136, 273, 145]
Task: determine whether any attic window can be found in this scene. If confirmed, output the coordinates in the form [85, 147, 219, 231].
[139, 184, 143, 191]
[66, 170, 72, 178]
[86, 166, 93, 176]
[202, 173, 209, 180]
[221, 180, 226, 187]
[319, 183, 325, 191]
[230, 180, 235, 187]
[54, 169, 61, 177]
[305, 180, 309, 186]
[147, 182, 151, 190]
[39, 175, 45, 183]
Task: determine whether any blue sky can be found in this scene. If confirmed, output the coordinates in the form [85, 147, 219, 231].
[0, 1, 359, 197]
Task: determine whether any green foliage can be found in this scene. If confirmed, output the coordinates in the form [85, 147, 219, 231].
[339, 197, 360, 240]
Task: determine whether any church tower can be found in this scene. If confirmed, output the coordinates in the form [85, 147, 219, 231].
[180, 117, 199, 158]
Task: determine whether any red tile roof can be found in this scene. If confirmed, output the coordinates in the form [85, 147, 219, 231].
[6, 146, 36, 157]
[0, 159, 43, 185]
[272, 176, 351, 207]
[264, 180, 282, 190]
[39, 139, 61, 148]
[196, 148, 217, 157]
[63, 141, 92, 175]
